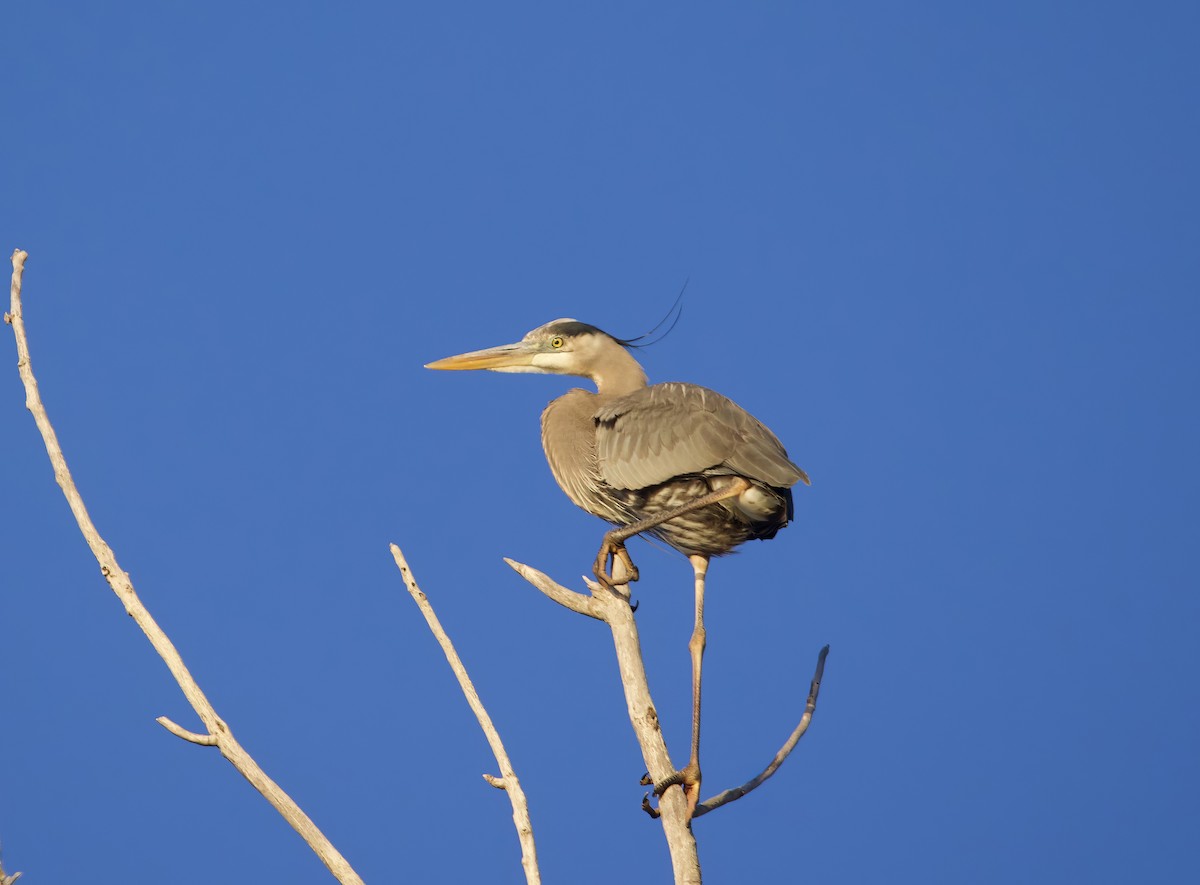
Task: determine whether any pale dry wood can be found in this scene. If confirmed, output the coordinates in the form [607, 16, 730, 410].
[156, 716, 218, 745]
[506, 559, 702, 885]
[390, 544, 541, 885]
[6, 250, 363, 885]
[503, 558, 605, 619]
[692, 644, 829, 818]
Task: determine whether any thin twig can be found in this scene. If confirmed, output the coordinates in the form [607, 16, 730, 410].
[692, 644, 829, 818]
[156, 716, 218, 745]
[6, 250, 362, 885]
[507, 559, 702, 885]
[391, 544, 541, 885]
[503, 558, 605, 620]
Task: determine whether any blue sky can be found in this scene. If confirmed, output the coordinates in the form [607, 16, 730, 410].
[3, 2, 1197, 882]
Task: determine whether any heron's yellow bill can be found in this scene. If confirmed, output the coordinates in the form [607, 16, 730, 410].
[424, 342, 533, 371]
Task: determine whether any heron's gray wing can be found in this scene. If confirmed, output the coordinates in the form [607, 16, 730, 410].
[594, 382, 806, 490]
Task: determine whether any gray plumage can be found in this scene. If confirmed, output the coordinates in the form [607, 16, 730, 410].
[428, 318, 809, 559]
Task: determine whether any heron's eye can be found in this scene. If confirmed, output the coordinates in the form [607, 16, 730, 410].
[551, 336, 564, 348]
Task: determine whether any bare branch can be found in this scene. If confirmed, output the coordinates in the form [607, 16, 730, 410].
[693, 644, 829, 818]
[509, 560, 702, 885]
[503, 558, 605, 620]
[391, 544, 541, 885]
[156, 716, 218, 746]
[7, 250, 363, 885]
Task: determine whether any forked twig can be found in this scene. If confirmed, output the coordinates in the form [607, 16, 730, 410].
[507, 557, 829, 879]
[390, 544, 541, 885]
[692, 644, 829, 818]
[6, 250, 362, 885]
[505, 559, 702, 885]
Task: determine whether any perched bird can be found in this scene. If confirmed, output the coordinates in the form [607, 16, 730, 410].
[426, 318, 808, 815]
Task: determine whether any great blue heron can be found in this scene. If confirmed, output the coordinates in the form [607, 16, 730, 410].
[426, 318, 808, 815]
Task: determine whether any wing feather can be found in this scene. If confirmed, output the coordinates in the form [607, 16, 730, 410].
[595, 382, 805, 491]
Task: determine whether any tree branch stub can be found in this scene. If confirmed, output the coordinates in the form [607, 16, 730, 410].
[156, 716, 219, 746]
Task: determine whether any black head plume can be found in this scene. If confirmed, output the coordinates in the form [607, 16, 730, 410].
[615, 279, 687, 349]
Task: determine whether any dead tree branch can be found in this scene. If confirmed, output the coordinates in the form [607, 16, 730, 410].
[692, 644, 829, 818]
[503, 558, 605, 620]
[506, 558, 702, 885]
[6, 250, 362, 885]
[390, 544, 541, 885]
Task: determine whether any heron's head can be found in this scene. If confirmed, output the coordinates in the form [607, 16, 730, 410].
[426, 319, 648, 395]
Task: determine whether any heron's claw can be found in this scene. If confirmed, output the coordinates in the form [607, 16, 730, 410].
[649, 763, 702, 819]
[639, 774, 662, 818]
[593, 539, 640, 586]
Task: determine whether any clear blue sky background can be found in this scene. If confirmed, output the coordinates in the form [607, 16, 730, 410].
[3, 3, 1197, 883]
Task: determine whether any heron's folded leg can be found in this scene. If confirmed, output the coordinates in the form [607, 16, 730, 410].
[593, 534, 640, 586]
[593, 478, 750, 587]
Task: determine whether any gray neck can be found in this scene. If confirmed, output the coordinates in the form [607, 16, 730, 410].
[591, 346, 648, 397]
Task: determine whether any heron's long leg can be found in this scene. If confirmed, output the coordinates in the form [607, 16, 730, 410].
[593, 478, 751, 585]
[688, 554, 708, 790]
[649, 554, 708, 818]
